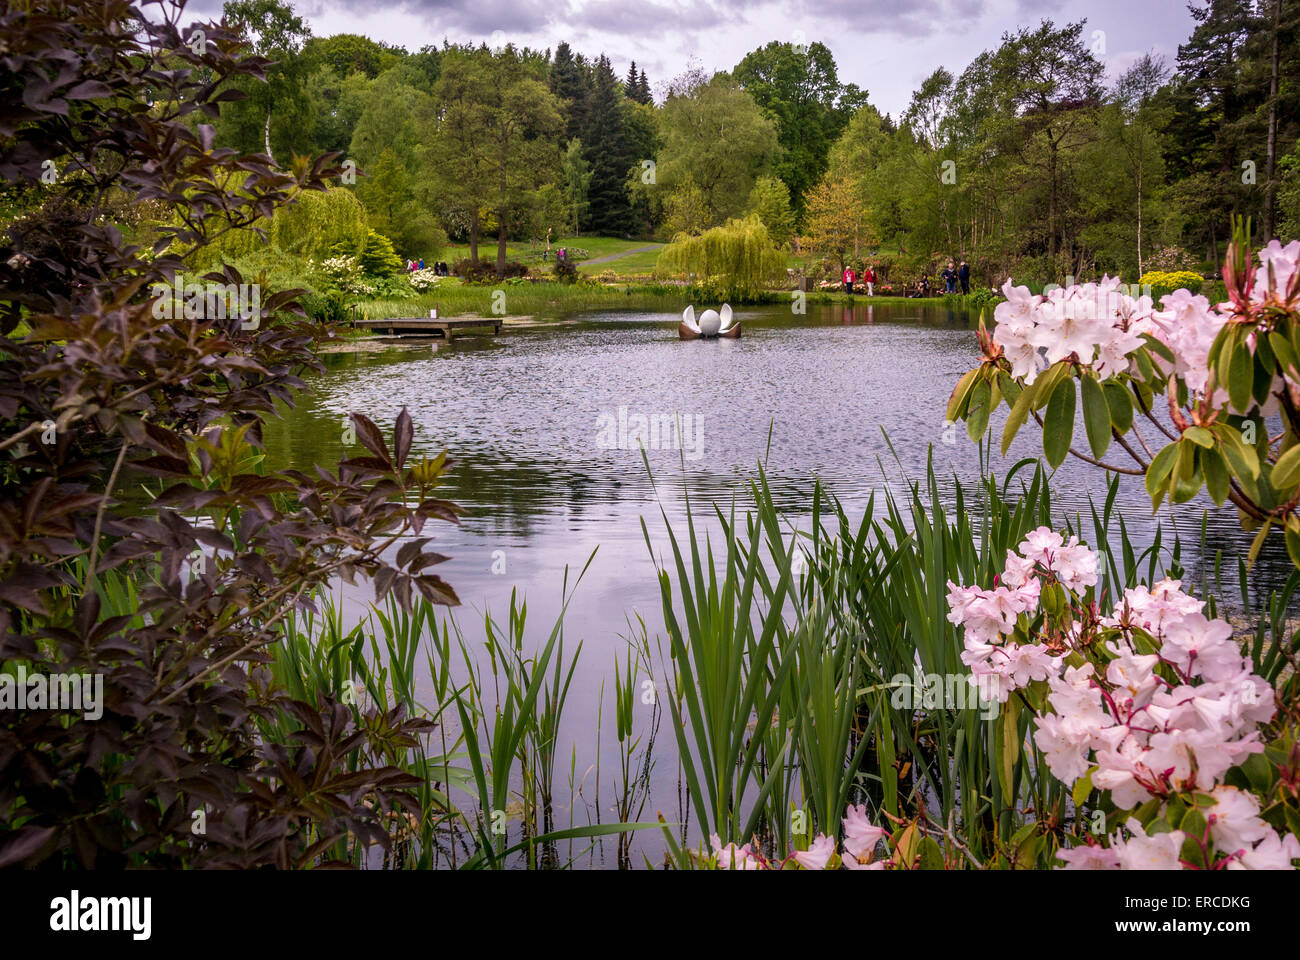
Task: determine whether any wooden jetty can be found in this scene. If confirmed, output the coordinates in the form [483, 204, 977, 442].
[353, 316, 502, 340]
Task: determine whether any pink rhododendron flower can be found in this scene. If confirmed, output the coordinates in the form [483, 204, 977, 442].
[842, 804, 888, 861]
[710, 834, 762, 870]
[1111, 819, 1186, 870]
[1228, 827, 1300, 870]
[1056, 841, 1121, 870]
[794, 833, 836, 870]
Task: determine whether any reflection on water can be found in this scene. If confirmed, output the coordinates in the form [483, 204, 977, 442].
[260, 301, 1296, 863]
[266, 301, 1292, 598]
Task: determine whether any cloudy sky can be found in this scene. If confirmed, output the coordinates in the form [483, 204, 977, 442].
[187, 0, 1199, 116]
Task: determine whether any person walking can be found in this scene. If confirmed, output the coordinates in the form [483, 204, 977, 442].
[843, 263, 856, 296]
[942, 260, 955, 294]
[959, 260, 970, 295]
[863, 264, 875, 297]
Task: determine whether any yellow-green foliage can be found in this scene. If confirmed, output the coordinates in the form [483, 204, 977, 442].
[195, 187, 370, 268]
[654, 215, 786, 302]
[1138, 269, 1203, 302]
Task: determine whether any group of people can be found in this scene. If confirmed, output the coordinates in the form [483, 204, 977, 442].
[841, 264, 877, 296]
[840, 259, 971, 297]
[408, 258, 451, 276]
[941, 259, 971, 295]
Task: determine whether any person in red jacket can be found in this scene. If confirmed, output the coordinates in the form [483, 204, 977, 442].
[843, 264, 856, 295]
[863, 264, 876, 297]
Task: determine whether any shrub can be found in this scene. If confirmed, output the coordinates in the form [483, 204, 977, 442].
[408, 267, 440, 291]
[358, 229, 404, 277]
[553, 258, 579, 284]
[453, 258, 529, 283]
[0, 0, 460, 868]
[1138, 269, 1203, 301]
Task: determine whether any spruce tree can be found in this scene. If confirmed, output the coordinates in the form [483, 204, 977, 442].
[582, 55, 634, 234]
[550, 42, 588, 145]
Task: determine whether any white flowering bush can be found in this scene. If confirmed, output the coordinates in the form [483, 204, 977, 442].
[315, 254, 376, 297]
[947, 225, 1300, 568]
[408, 267, 440, 291]
[945, 526, 1299, 870]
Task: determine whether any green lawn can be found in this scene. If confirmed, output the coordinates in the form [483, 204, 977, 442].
[438, 236, 659, 267]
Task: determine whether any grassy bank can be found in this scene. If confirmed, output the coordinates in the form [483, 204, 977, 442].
[353, 279, 999, 323]
[355, 280, 685, 321]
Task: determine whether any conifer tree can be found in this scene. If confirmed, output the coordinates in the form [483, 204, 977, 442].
[582, 55, 634, 234]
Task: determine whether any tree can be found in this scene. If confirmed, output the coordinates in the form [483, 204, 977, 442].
[303, 67, 371, 157]
[989, 20, 1104, 267]
[582, 55, 635, 234]
[655, 215, 786, 301]
[745, 176, 796, 248]
[661, 177, 711, 238]
[1112, 54, 1173, 275]
[655, 72, 780, 229]
[561, 138, 592, 233]
[549, 42, 589, 145]
[801, 171, 870, 270]
[733, 41, 866, 218]
[221, 0, 312, 162]
[427, 47, 560, 271]
[303, 33, 401, 79]
[348, 71, 442, 258]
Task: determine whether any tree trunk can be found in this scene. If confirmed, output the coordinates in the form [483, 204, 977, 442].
[497, 218, 508, 275]
[264, 109, 274, 165]
[1048, 137, 1058, 266]
[469, 214, 480, 265]
[1136, 151, 1144, 277]
[1264, 0, 1281, 241]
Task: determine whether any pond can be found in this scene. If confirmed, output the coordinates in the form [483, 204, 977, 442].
[261, 301, 1295, 865]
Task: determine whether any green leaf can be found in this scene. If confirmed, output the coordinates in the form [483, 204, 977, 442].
[1072, 768, 1095, 808]
[1141, 334, 1176, 365]
[1145, 442, 1180, 506]
[1103, 379, 1133, 433]
[946, 368, 980, 423]
[1272, 445, 1300, 491]
[965, 377, 993, 442]
[1203, 447, 1230, 505]
[1229, 340, 1253, 412]
[1043, 376, 1076, 469]
[1272, 331, 1300, 378]
[997, 371, 1023, 408]
[998, 695, 1022, 802]
[919, 837, 946, 871]
[1080, 374, 1112, 458]
[1033, 361, 1068, 412]
[1287, 525, 1300, 569]
[1182, 426, 1214, 448]
[1172, 443, 1203, 504]
[1215, 422, 1260, 481]
[1248, 519, 1272, 567]
[1002, 373, 1038, 455]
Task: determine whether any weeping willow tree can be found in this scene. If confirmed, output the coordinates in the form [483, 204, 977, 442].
[191, 186, 370, 268]
[654, 215, 786, 302]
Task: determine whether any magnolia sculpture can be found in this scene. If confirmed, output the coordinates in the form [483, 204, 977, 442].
[680, 304, 741, 340]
